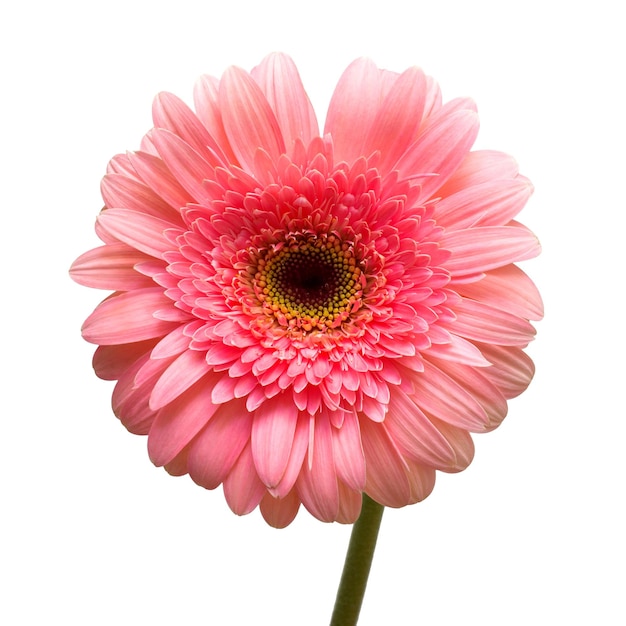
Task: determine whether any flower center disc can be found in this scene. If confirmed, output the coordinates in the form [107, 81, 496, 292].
[254, 233, 364, 332]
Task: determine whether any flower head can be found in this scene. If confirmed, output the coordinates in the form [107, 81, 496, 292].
[70, 54, 542, 527]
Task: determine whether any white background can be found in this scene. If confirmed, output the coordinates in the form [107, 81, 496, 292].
[2, 1, 624, 624]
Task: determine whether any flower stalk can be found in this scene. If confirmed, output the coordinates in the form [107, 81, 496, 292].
[330, 495, 385, 626]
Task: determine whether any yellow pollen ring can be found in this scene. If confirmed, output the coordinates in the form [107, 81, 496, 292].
[253, 234, 363, 331]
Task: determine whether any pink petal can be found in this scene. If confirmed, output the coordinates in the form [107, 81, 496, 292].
[234, 375, 259, 402]
[193, 74, 239, 165]
[442, 224, 541, 275]
[223, 441, 266, 515]
[149, 349, 212, 410]
[420, 75, 442, 126]
[133, 339, 179, 387]
[150, 128, 216, 203]
[106, 152, 140, 179]
[101, 173, 180, 222]
[92, 340, 156, 381]
[420, 96, 477, 128]
[403, 458, 437, 503]
[251, 393, 299, 488]
[164, 447, 189, 476]
[332, 410, 366, 491]
[385, 388, 473, 470]
[259, 490, 300, 528]
[424, 333, 490, 367]
[152, 91, 227, 166]
[271, 413, 309, 498]
[324, 58, 389, 164]
[70, 243, 153, 290]
[296, 411, 339, 521]
[336, 482, 363, 524]
[126, 150, 193, 211]
[82, 288, 181, 345]
[150, 322, 202, 359]
[362, 66, 427, 171]
[361, 394, 387, 422]
[138, 132, 158, 155]
[219, 66, 285, 176]
[251, 53, 319, 153]
[437, 150, 520, 197]
[475, 342, 536, 399]
[449, 297, 537, 346]
[96, 209, 176, 259]
[112, 352, 161, 435]
[434, 177, 533, 230]
[360, 419, 412, 508]
[395, 108, 479, 200]
[401, 360, 489, 431]
[187, 398, 252, 489]
[422, 419, 474, 474]
[424, 357, 508, 432]
[147, 378, 221, 466]
[210, 374, 238, 404]
[457, 264, 544, 321]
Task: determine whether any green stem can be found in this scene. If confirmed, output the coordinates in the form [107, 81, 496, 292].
[329, 494, 385, 626]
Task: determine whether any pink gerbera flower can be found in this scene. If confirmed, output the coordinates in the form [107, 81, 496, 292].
[70, 53, 542, 528]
